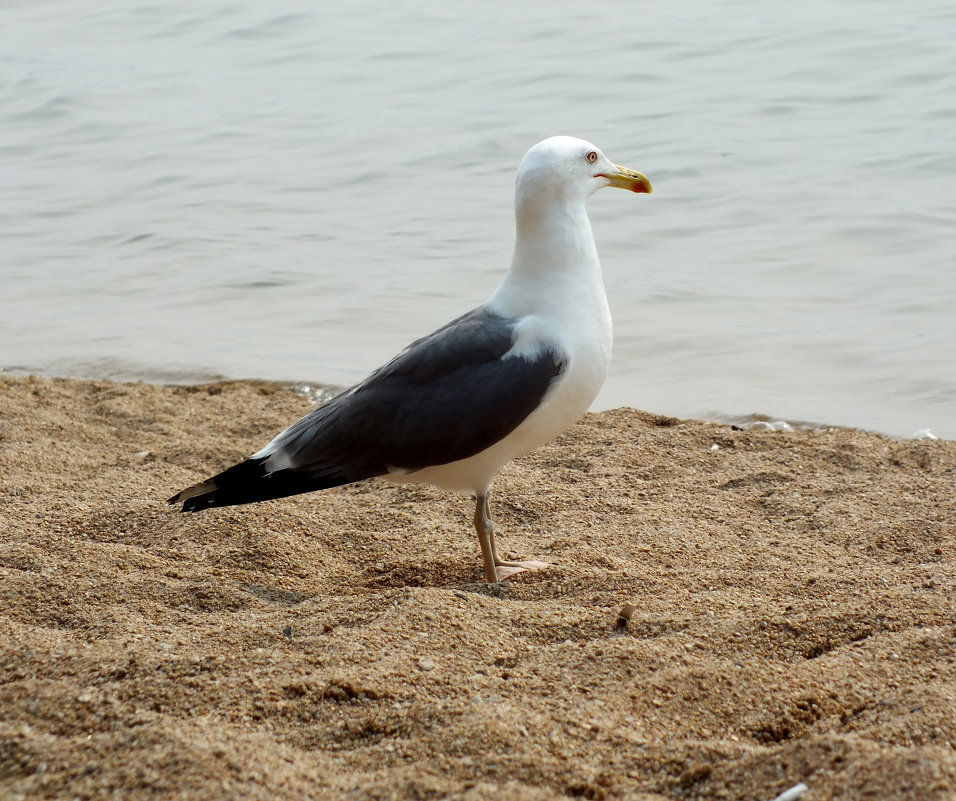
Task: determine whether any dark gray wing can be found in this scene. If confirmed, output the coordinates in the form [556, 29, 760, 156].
[170, 306, 566, 511]
[269, 305, 566, 481]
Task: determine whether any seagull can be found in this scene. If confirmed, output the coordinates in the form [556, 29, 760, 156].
[168, 136, 652, 582]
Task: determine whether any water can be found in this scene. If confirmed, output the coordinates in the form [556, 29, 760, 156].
[2, 0, 954, 439]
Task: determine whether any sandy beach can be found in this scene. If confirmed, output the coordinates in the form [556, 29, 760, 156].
[1, 374, 954, 800]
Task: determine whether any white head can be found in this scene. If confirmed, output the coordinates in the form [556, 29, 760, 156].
[515, 136, 652, 206]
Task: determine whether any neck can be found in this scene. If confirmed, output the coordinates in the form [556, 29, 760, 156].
[487, 193, 606, 320]
[511, 193, 600, 279]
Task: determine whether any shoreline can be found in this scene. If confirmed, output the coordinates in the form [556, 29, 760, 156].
[2, 374, 954, 800]
[1, 368, 947, 443]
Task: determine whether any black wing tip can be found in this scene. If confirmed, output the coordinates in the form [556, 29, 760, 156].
[166, 456, 357, 512]
[165, 457, 277, 511]
[165, 493, 204, 513]
[180, 496, 208, 513]
[166, 477, 223, 512]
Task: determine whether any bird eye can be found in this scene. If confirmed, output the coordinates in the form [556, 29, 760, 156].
[586, 151, 598, 164]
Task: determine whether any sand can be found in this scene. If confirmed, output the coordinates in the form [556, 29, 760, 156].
[1, 374, 954, 801]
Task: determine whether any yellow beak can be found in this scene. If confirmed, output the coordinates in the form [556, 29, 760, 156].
[599, 165, 653, 194]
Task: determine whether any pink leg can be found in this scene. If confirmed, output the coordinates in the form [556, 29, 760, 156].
[473, 493, 552, 582]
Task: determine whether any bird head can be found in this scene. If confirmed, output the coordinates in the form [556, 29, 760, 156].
[516, 136, 652, 204]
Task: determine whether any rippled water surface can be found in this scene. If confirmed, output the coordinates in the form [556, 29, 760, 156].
[2, 1, 954, 438]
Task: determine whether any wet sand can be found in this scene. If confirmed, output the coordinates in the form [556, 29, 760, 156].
[1, 375, 954, 800]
